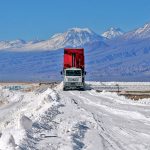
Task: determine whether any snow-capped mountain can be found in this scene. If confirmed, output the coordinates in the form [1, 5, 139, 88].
[101, 27, 124, 39]
[0, 28, 104, 51]
[123, 23, 150, 40]
[22, 28, 104, 50]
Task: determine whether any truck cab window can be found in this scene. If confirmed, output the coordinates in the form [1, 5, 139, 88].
[66, 70, 81, 76]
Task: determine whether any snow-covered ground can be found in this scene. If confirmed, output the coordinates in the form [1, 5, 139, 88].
[0, 82, 150, 150]
[88, 81, 150, 91]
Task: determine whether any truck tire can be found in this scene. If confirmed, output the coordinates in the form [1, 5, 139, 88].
[63, 87, 66, 91]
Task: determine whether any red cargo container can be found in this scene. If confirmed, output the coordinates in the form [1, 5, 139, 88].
[64, 48, 84, 70]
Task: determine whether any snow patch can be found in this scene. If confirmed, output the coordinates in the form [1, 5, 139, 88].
[0, 132, 16, 150]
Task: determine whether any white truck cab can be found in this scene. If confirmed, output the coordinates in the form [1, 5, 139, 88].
[63, 68, 84, 90]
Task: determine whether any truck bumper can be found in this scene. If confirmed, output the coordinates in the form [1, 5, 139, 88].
[63, 82, 84, 90]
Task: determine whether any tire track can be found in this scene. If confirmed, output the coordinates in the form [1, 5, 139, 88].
[66, 90, 150, 150]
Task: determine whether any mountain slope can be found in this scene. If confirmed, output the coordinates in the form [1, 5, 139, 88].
[122, 23, 150, 40]
[86, 23, 150, 81]
[101, 27, 124, 39]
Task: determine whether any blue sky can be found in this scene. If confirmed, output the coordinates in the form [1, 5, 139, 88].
[0, 0, 150, 40]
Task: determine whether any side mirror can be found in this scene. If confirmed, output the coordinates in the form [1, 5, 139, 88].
[84, 71, 87, 75]
[60, 71, 63, 75]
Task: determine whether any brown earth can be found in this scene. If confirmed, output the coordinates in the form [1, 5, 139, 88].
[96, 90, 150, 100]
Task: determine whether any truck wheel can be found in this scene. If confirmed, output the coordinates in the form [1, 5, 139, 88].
[63, 87, 66, 91]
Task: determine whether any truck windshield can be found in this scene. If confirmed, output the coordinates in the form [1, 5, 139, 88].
[66, 70, 81, 76]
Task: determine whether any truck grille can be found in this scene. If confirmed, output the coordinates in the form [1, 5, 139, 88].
[68, 78, 79, 82]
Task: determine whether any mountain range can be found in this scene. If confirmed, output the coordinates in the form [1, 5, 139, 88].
[0, 23, 150, 81]
[0, 27, 119, 51]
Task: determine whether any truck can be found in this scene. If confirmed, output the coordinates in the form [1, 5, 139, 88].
[61, 48, 86, 90]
